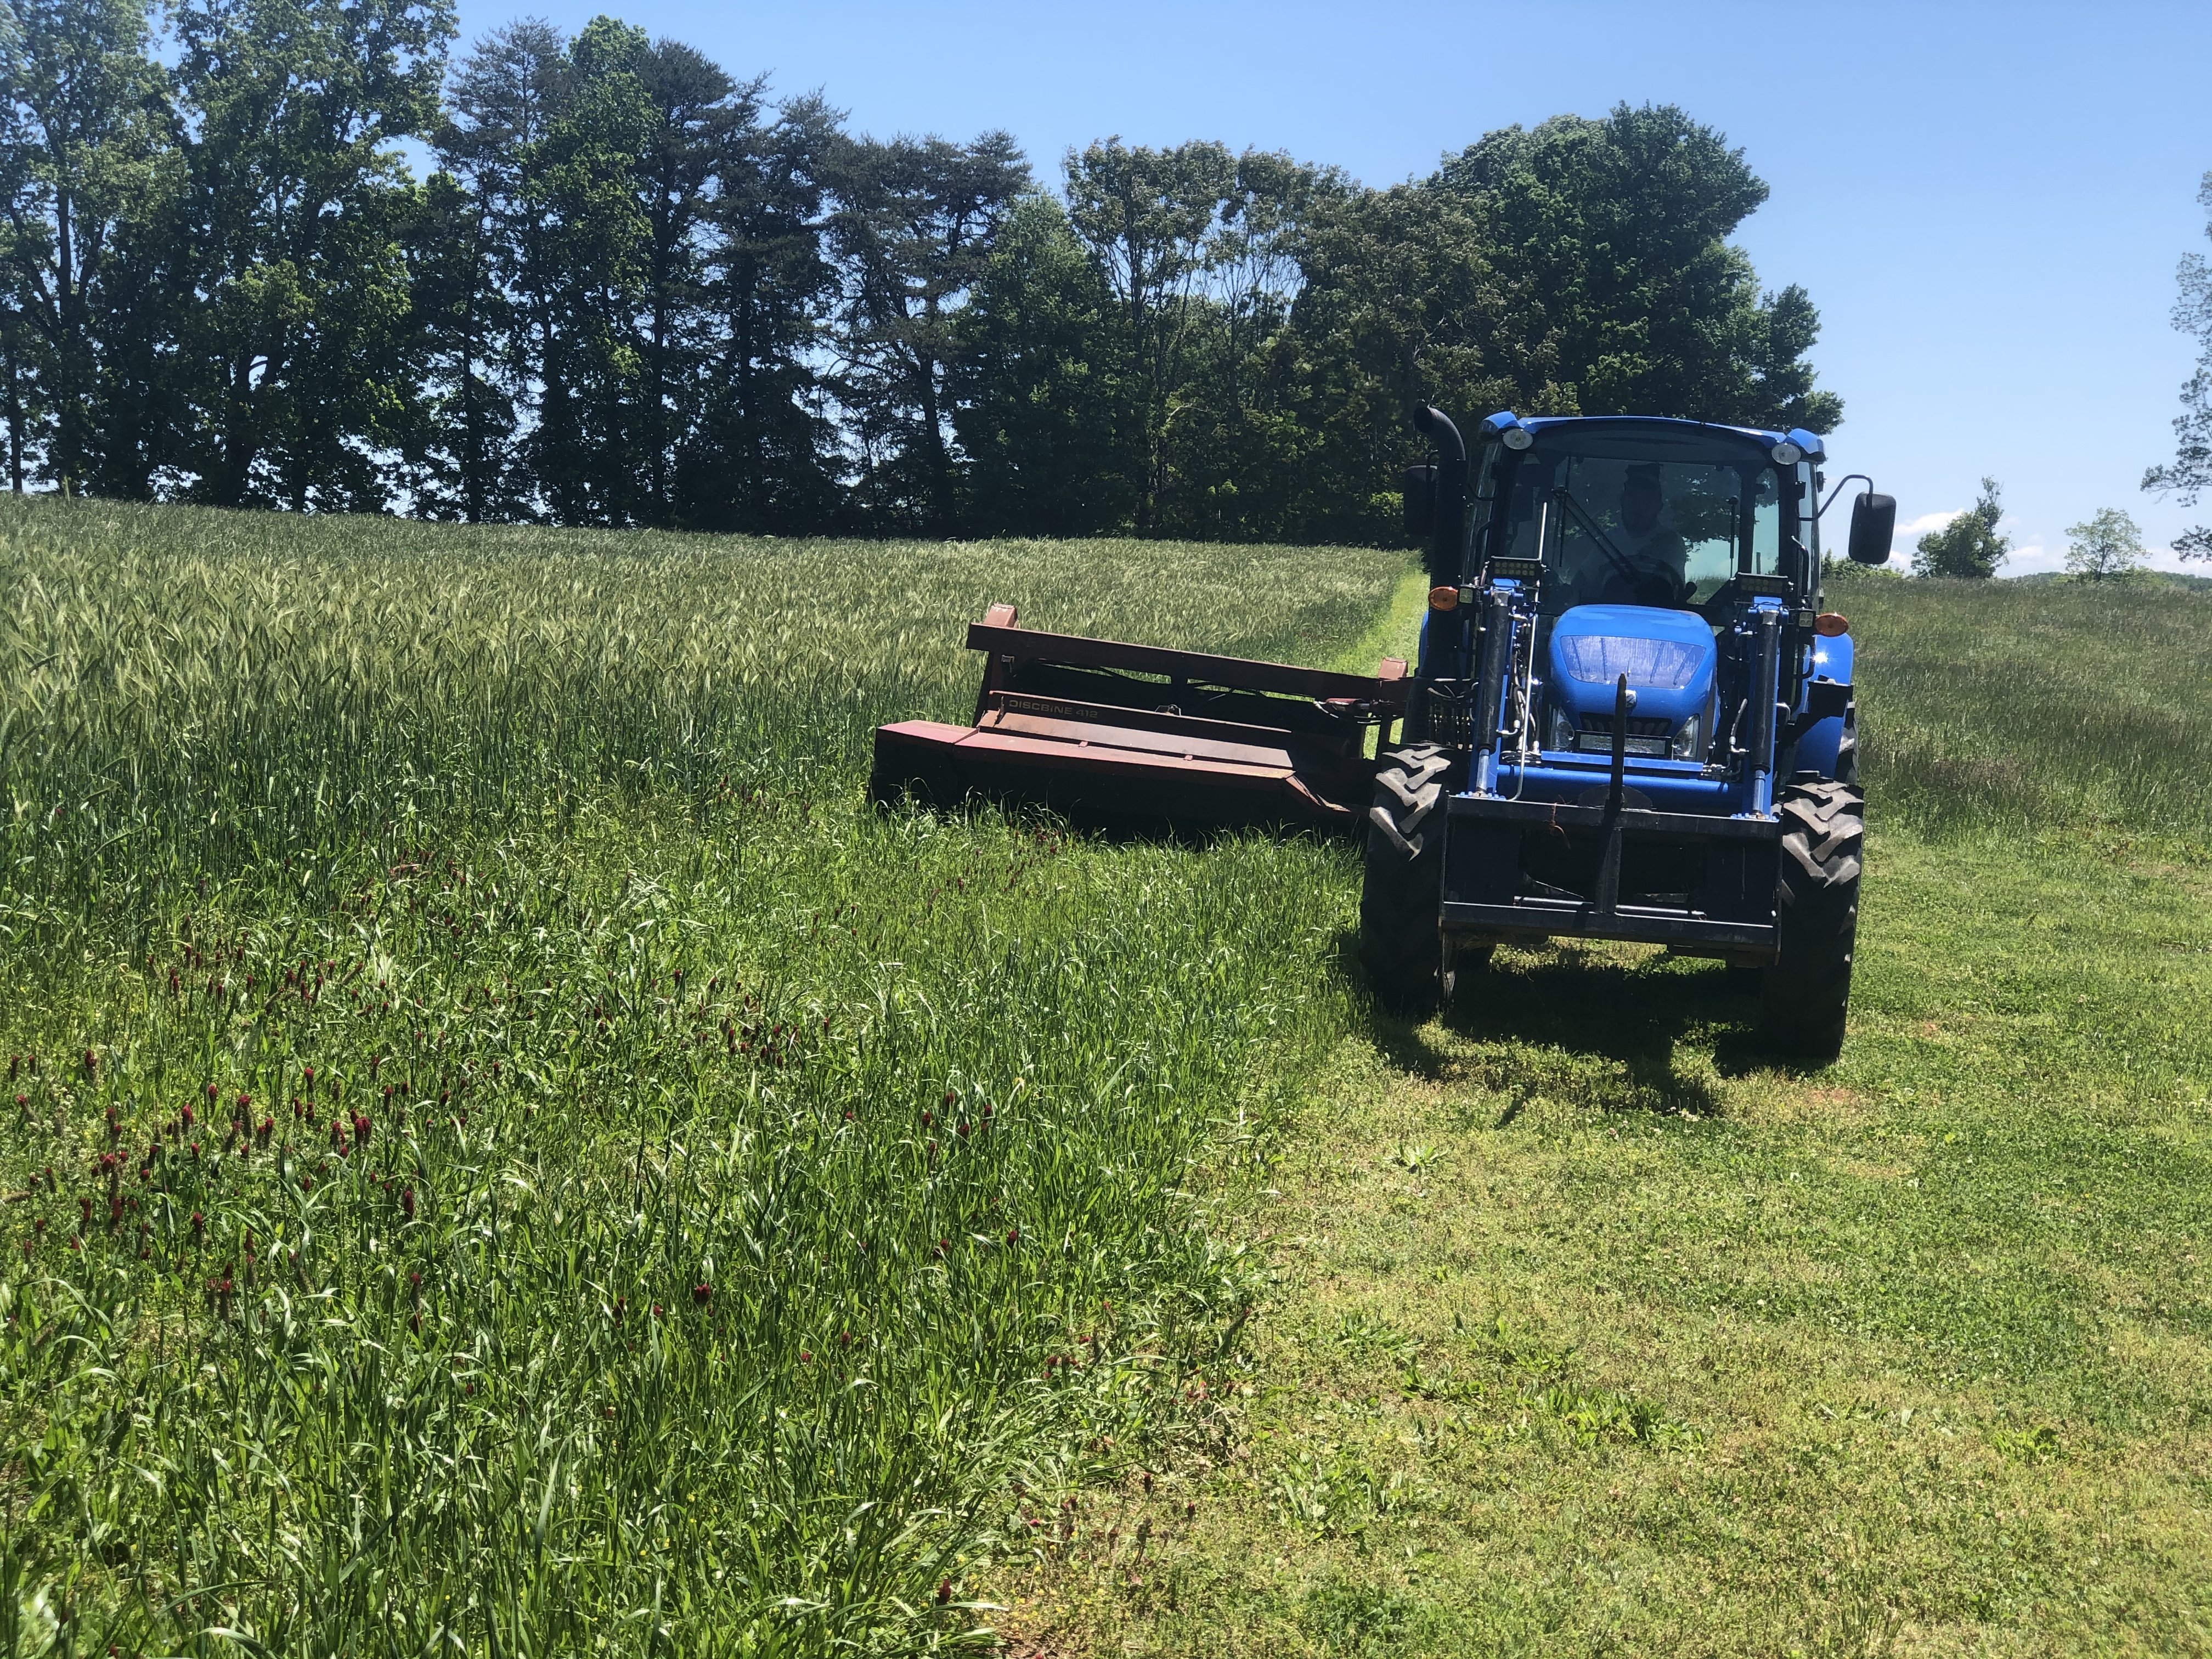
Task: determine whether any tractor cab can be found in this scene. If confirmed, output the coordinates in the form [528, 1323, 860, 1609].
[1370, 407, 1894, 1053]
[1491, 420, 1794, 616]
[1411, 413, 1838, 818]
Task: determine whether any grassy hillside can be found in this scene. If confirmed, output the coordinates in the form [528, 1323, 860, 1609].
[0, 498, 2204, 1655]
[0, 498, 1402, 1653]
[0, 499, 1395, 937]
[1828, 566, 2212, 842]
[1005, 575, 2212, 1653]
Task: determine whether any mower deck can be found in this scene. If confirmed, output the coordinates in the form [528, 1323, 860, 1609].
[871, 605, 1408, 829]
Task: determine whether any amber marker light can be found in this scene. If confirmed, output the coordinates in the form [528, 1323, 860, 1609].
[1814, 613, 1849, 637]
[1429, 585, 1460, 611]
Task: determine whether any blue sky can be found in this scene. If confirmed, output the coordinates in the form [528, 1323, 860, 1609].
[445, 0, 2212, 573]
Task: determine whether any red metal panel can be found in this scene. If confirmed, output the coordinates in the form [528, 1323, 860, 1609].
[872, 719, 1360, 825]
[872, 602, 1397, 829]
[963, 622, 1408, 707]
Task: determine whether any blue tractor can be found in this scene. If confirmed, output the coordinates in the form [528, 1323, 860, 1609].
[1363, 407, 1895, 1057]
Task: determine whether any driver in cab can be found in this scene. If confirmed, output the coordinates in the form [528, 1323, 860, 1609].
[1565, 465, 1689, 608]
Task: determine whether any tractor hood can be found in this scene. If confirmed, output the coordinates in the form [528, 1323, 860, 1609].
[1545, 605, 1717, 726]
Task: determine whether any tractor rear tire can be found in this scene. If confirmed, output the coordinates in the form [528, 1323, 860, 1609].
[1760, 778, 1864, 1059]
[1360, 743, 1464, 1016]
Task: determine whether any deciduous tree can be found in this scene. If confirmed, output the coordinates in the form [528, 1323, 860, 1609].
[167, 0, 455, 510]
[1913, 477, 2009, 579]
[0, 0, 176, 495]
[2143, 168, 2212, 561]
[1435, 105, 1842, 433]
[2063, 507, 2147, 582]
[951, 191, 1128, 535]
[1063, 138, 1234, 533]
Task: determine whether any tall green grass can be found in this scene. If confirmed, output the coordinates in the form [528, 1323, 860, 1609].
[1829, 565, 2212, 845]
[0, 497, 1399, 944]
[0, 498, 1402, 1653]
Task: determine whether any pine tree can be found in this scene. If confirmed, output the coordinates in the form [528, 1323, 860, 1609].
[829, 131, 1029, 534]
[679, 94, 843, 534]
[423, 18, 567, 520]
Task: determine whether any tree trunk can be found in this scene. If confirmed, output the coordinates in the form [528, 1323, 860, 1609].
[53, 188, 82, 489]
[462, 268, 483, 523]
[2, 311, 22, 493]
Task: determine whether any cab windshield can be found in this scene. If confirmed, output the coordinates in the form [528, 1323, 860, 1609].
[1486, 439, 1786, 612]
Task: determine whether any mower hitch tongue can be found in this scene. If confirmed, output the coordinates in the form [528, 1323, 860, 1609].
[870, 602, 1409, 830]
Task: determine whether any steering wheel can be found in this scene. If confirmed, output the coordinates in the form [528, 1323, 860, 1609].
[1573, 563, 1689, 611]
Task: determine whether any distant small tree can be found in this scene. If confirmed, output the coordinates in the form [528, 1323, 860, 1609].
[1912, 476, 2009, 578]
[2063, 507, 2148, 582]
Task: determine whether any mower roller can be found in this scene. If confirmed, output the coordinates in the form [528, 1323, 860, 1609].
[870, 603, 1409, 828]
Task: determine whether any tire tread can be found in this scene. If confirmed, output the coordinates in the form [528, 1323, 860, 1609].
[1359, 744, 1461, 1014]
[1760, 777, 1863, 1058]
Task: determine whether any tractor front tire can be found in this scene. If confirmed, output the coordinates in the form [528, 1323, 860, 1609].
[1360, 744, 1469, 1016]
[1833, 699, 1859, 786]
[1760, 778, 1864, 1058]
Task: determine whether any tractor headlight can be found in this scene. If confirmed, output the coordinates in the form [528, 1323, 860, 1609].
[1673, 713, 1703, 760]
[1545, 704, 1576, 753]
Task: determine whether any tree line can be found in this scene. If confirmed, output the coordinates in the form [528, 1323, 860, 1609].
[2, 0, 1843, 543]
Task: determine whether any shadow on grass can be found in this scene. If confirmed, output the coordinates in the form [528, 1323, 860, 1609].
[873, 786, 1367, 851]
[1339, 933, 1833, 1120]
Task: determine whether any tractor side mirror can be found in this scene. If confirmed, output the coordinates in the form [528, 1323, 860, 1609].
[1847, 492, 1897, 566]
[1403, 465, 1437, 541]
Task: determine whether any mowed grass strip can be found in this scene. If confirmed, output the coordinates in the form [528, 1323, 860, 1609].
[0, 498, 1401, 1652]
[1000, 578, 2212, 1655]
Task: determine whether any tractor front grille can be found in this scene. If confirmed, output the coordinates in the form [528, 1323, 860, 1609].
[1578, 713, 1675, 738]
[1574, 711, 1677, 757]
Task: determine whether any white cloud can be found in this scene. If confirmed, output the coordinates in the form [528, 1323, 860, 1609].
[1899, 509, 1964, 536]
